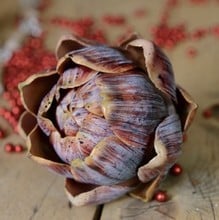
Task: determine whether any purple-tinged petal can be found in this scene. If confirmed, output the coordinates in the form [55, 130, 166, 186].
[37, 85, 57, 115]
[72, 108, 89, 127]
[62, 117, 79, 136]
[75, 131, 101, 158]
[86, 136, 145, 181]
[123, 39, 177, 102]
[132, 114, 182, 202]
[51, 113, 112, 163]
[70, 157, 118, 185]
[56, 105, 79, 136]
[37, 85, 59, 136]
[50, 131, 82, 164]
[55, 75, 103, 117]
[65, 178, 136, 206]
[69, 135, 143, 185]
[27, 126, 72, 178]
[75, 113, 113, 157]
[55, 66, 98, 95]
[19, 71, 59, 115]
[77, 76, 103, 116]
[80, 113, 113, 137]
[37, 116, 57, 136]
[57, 45, 136, 74]
[138, 114, 182, 183]
[176, 86, 198, 131]
[96, 71, 168, 147]
[56, 89, 83, 111]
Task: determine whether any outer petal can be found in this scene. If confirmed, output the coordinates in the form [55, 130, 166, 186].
[56, 34, 100, 59]
[96, 71, 168, 148]
[176, 86, 198, 131]
[137, 114, 182, 184]
[55, 66, 98, 94]
[50, 131, 90, 164]
[131, 114, 182, 202]
[27, 125, 72, 178]
[122, 39, 177, 102]
[69, 136, 145, 185]
[76, 76, 103, 116]
[18, 111, 37, 138]
[85, 136, 145, 182]
[57, 45, 136, 74]
[75, 113, 114, 157]
[65, 178, 136, 206]
[19, 70, 59, 115]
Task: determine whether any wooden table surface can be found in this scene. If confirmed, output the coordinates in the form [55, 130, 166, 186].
[1, 1, 219, 219]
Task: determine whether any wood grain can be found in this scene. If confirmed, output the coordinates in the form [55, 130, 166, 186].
[0, 135, 97, 220]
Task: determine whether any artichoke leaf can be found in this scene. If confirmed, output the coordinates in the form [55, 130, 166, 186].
[27, 126, 72, 178]
[19, 71, 59, 115]
[65, 178, 133, 206]
[122, 39, 177, 102]
[176, 86, 198, 131]
[138, 114, 182, 183]
[67, 45, 136, 73]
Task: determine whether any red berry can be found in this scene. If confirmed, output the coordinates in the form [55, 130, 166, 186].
[202, 109, 212, 118]
[154, 190, 168, 202]
[170, 163, 183, 176]
[12, 107, 20, 116]
[191, 28, 207, 40]
[14, 145, 24, 153]
[0, 130, 4, 138]
[183, 133, 187, 142]
[212, 25, 219, 38]
[4, 144, 14, 153]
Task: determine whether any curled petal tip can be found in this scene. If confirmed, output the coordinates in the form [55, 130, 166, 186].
[123, 39, 177, 102]
[56, 34, 100, 59]
[119, 32, 141, 47]
[176, 86, 198, 131]
[18, 71, 59, 115]
[18, 111, 37, 139]
[56, 35, 85, 59]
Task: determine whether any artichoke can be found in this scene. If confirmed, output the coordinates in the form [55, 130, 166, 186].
[18, 34, 197, 206]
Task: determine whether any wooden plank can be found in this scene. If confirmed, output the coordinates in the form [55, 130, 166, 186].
[0, 135, 97, 220]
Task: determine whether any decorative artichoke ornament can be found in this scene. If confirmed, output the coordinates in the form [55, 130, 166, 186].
[18, 34, 197, 206]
